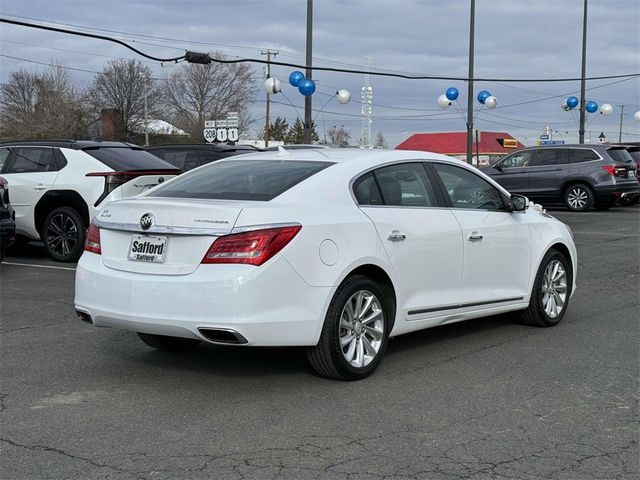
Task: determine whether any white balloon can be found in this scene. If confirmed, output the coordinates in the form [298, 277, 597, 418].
[336, 89, 351, 104]
[561, 101, 571, 111]
[263, 77, 281, 95]
[600, 103, 614, 116]
[484, 96, 498, 109]
[437, 94, 451, 109]
[634, 111, 640, 122]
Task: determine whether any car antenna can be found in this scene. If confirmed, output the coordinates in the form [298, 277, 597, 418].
[277, 146, 291, 157]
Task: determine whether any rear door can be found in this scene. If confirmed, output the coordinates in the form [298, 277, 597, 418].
[2, 147, 62, 237]
[527, 148, 570, 202]
[354, 162, 463, 321]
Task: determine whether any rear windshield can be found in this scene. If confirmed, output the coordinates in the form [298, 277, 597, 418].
[83, 147, 177, 171]
[149, 159, 333, 201]
[607, 148, 634, 163]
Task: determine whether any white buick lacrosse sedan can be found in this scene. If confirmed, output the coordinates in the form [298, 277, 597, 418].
[75, 149, 576, 380]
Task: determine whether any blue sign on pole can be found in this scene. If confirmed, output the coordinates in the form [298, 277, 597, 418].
[540, 140, 565, 145]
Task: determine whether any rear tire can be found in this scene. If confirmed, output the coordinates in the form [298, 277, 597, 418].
[306, 275, 391, 380]
[519, 249, 572, 327]
[137, 332, 201, 351]
[564, 184, 593, 212]
[42, 206, 85, 262]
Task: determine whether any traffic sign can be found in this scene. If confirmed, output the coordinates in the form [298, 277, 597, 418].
[204, 127, 216, 143]
[540, 140, 565, 145]
[539, 134, 549, 140]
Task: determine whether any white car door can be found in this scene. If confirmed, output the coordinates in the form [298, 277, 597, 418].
[430, 162, 531, 306]
[354, 162, 464, 325]
[2, 147, 61, 238]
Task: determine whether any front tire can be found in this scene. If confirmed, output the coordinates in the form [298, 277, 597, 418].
[306, 275, 391, 380]
[519, 249, 572, 327]
[42, 207, 85, 262]
[564, 184, 594, 212]
[137, 333, 201, 351]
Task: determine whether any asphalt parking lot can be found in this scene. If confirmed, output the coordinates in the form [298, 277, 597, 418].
[1, 207, 638, 480]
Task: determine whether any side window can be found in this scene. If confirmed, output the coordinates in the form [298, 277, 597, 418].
[0, 148, 10, 172]
[353, 172, 383, 205]
[163, 150, 187, 170]
[500, 151, 532, 168]
[532, 149, 568, 166]
[6, 148, 57, 173]
[433, 163, 506, 211]
[569, 149, 599, 163]
[373, 163, 437, 207]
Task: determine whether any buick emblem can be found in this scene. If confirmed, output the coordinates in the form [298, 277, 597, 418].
[140, 213, 154, 231]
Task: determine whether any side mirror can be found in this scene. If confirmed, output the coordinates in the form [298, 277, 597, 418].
[510, 194, 528, 212]
[493, 163, 503, 172]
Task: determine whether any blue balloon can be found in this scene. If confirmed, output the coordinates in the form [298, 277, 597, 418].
[445, 87, 459, 101]
[289, 71, 304, 87]
[298, 78, 316, 96]
[585, 101, 598, 113]
[477, 90, 491, 104]
[566, 96, 579, 109]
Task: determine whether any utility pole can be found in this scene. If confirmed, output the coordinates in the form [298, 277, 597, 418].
[466, 0, 475, 165]
[261, 49, 279, 148]
[304, 0, 313, 144]
[578, 0, 588, 144]
[618, 104, 625, 142]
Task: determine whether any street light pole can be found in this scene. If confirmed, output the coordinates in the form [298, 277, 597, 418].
[304, 0, 313, 144]
[466, 0, 475, 165]
[618, 104, 625, 142]
[578, 0, 588, 144]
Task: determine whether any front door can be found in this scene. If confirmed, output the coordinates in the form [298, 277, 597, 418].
[430, 162, 531, 307]
[490, 150, 533, 194]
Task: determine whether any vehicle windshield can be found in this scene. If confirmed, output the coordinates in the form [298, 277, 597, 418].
[83, 147, 177, 171]
[148, 159, 333, 201]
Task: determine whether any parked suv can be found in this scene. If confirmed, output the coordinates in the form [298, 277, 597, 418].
[146, 144, 259, 172]
[483, 145, 639, 211]
[0, 141, 180, 262]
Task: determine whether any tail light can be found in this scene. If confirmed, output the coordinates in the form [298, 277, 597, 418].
[202, 225, 301, 266]
[602, 165, 621, 176]
[85, 222, 101, 254]
[86, 170, 180, 206]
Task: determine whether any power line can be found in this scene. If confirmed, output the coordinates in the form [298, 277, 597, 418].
[2, 17, 639, 83]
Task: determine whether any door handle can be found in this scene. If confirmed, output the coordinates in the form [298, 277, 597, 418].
[33, 184, 48, 190]
[467, 232, 483, 241]
[387, 230, 406, 242]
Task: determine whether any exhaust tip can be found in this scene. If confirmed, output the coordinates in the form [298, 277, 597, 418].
[76, 310, 93, 324]
[198, 328, 247, 344]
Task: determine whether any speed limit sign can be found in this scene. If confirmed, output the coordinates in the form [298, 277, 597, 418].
[203, 127, 216, 143]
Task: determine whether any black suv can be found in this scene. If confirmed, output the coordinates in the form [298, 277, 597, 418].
[146, 144, 259, 171]
[483, 144, 639, 211]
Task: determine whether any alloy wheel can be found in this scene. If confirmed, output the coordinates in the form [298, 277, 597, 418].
[541, 260, 568, 319]
[567, 187, 589, 209]
[339, 290, 385, 368]
[46, 213, 79, 258]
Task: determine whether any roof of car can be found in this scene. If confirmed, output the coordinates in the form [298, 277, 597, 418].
[229, 147, 456, 164]
[0, 140, 138, 149]
[146, 143, 258, 151]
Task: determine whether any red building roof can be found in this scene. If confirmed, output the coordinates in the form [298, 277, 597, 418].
[396, 131, 524, 155]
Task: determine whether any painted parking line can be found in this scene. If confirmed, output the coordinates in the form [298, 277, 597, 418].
[1, 261, 76, 272]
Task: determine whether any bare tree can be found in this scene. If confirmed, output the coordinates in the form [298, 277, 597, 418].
[0, 63, 87, 140]
[327, 125, 351, 147]
[89, 59, 159, 140]
[374, 131, 387, 149]
[162, 52, 256, 141]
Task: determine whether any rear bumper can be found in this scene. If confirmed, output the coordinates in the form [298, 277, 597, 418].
[594, 182, 639, 201]
[74, 253, 332, 346]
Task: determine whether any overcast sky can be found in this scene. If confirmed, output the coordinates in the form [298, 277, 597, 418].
[1, 0, 639, 146]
